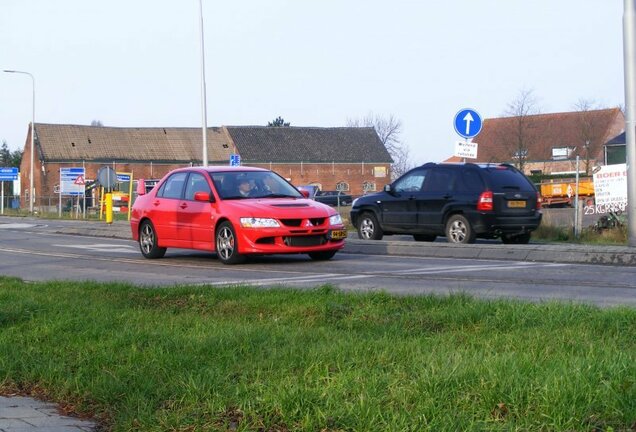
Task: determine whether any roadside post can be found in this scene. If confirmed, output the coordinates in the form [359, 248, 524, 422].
[97, 166, 118, 224]
[453, 108, 482, 162]
[105, 193, 113, 224]
[574, 156, 580, 238]
[0, 168, 19, 215]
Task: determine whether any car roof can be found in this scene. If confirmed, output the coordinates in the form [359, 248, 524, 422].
[420, 162, 515, 170]
[168, 166, 269, 174]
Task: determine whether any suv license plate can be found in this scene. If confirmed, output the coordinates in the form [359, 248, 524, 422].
[330, 229, 348, 240]
[507, 200, 526, 208]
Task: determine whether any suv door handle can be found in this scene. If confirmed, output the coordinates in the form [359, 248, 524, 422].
[443, 194, 452, 199]
[152, 200, 160, 207]
[179, 202, 188, 209]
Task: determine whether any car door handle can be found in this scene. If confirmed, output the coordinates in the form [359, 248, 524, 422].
[443, 194, 452, 199]
[152, 200, 160, 206]
[179, 203, 188, 209]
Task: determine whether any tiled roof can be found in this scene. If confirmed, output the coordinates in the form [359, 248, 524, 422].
[473, 108, 624, 163]
[225, 126, 393, 163]
[34, 123, 233, 163]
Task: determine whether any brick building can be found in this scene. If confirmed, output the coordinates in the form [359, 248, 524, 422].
[19, 123, 392, 210]
[445, 108, 624, 176]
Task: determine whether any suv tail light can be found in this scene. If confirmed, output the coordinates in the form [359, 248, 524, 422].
[536, 192, 542, 210]
[477, 191, 493, 211]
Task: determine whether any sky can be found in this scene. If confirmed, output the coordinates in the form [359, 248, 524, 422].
[0, 1, 626, 165]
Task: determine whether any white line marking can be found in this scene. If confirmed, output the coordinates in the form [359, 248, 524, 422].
[51, 243, 137, 253]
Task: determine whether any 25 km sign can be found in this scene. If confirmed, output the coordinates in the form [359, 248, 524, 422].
[454, 108, 483, 139]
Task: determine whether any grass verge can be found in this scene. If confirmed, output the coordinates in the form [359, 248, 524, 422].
[1, 277, 636, 431]
[533, 224, 628, 245]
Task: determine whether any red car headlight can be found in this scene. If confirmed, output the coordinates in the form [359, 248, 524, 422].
[240, 217, 281, 228]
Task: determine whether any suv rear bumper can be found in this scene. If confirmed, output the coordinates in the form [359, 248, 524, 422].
[470, 212, 543, 235]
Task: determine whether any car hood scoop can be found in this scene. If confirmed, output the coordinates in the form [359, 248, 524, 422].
[270, 203, 310, 207]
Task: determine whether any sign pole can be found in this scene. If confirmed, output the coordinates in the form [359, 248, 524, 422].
[1, 181, 4, 215]
[59, 169, 62, 217]
[574, 156, 580, 238]
[624, 0, 636, 246]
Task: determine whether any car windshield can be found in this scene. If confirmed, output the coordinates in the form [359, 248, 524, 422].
[210, 170, 303, 200]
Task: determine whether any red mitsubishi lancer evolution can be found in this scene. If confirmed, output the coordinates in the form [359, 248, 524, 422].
[130, 166, 347, 264]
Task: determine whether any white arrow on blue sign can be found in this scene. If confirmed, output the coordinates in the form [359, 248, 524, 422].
[453, 108, 483, 139]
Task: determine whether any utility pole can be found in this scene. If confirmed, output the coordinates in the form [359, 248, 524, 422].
[624, 0, 636, 246]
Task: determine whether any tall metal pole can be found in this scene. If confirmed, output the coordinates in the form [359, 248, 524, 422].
[198, 0, 209, 167]
[3, 70, 35, 213]
[574, 155, 580, 238]
[624, 0, 636, 246]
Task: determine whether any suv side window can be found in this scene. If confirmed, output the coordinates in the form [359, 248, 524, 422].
[157, 172, 187, 199]
[459, 168, 486, 193]
[422, 167, 457, 193]
[393, 169, 427, 193]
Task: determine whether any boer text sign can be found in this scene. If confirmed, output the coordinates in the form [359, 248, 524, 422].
[592, 164, 627, 213]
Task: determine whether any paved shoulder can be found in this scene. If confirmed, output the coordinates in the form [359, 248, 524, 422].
[0, 396, 96, 431]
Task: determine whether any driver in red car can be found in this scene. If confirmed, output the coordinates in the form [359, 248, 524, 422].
[238, 178, 254, 197]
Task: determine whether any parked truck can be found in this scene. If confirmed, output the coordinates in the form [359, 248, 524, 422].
[539, 177, 594, 207]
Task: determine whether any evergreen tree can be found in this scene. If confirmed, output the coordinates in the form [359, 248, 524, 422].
[267, 116, 290, 127]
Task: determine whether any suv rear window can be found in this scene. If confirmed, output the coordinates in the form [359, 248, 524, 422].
[484, 167, 535, 191]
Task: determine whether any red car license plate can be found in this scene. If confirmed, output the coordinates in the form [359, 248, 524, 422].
[507, 200, 526, 208]
[330, 229, 347, 240]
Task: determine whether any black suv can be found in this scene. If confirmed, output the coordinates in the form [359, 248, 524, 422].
[350, 163, 542, 244]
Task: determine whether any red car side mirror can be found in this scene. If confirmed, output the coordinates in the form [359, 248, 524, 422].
[300, 190, 310, 198]
[194, 191, 213, 202]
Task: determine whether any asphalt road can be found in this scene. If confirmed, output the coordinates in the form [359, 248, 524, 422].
[1, 221, 635, 307]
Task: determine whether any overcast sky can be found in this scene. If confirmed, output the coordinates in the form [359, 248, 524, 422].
[0, 1, 626, 165]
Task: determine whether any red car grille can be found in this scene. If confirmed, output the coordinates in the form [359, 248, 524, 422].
[280, 218, 326, 227]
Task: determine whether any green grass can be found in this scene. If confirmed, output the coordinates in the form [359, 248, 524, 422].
[533, 224, 628, 245]
[2, 277, 636, 431]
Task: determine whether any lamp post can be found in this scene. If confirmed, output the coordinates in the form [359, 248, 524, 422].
[198, 0, 209, 167]
[625, 0, 636, 246]
[3, 69, 35, 213]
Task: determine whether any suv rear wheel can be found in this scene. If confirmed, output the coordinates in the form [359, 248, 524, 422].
[445, 214, 476, 244]
[357, 212, 383, 240]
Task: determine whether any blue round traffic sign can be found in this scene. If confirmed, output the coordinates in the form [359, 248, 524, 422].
[454, 108, 483, 139]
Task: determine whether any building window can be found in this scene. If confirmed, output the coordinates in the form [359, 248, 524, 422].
[335, 181, 349, 192]
[362, 181, 376, 192]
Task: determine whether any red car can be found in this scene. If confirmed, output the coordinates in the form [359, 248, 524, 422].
[130, 166, 347, 264]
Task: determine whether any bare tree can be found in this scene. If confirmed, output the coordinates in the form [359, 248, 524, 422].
[500, 89, 541, 173]
[573, 99, 610, 175]
[347, 113, 413, 179]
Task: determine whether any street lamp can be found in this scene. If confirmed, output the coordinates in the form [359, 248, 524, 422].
[3, 69, 35, 213]
[198, 0, 209, 167]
